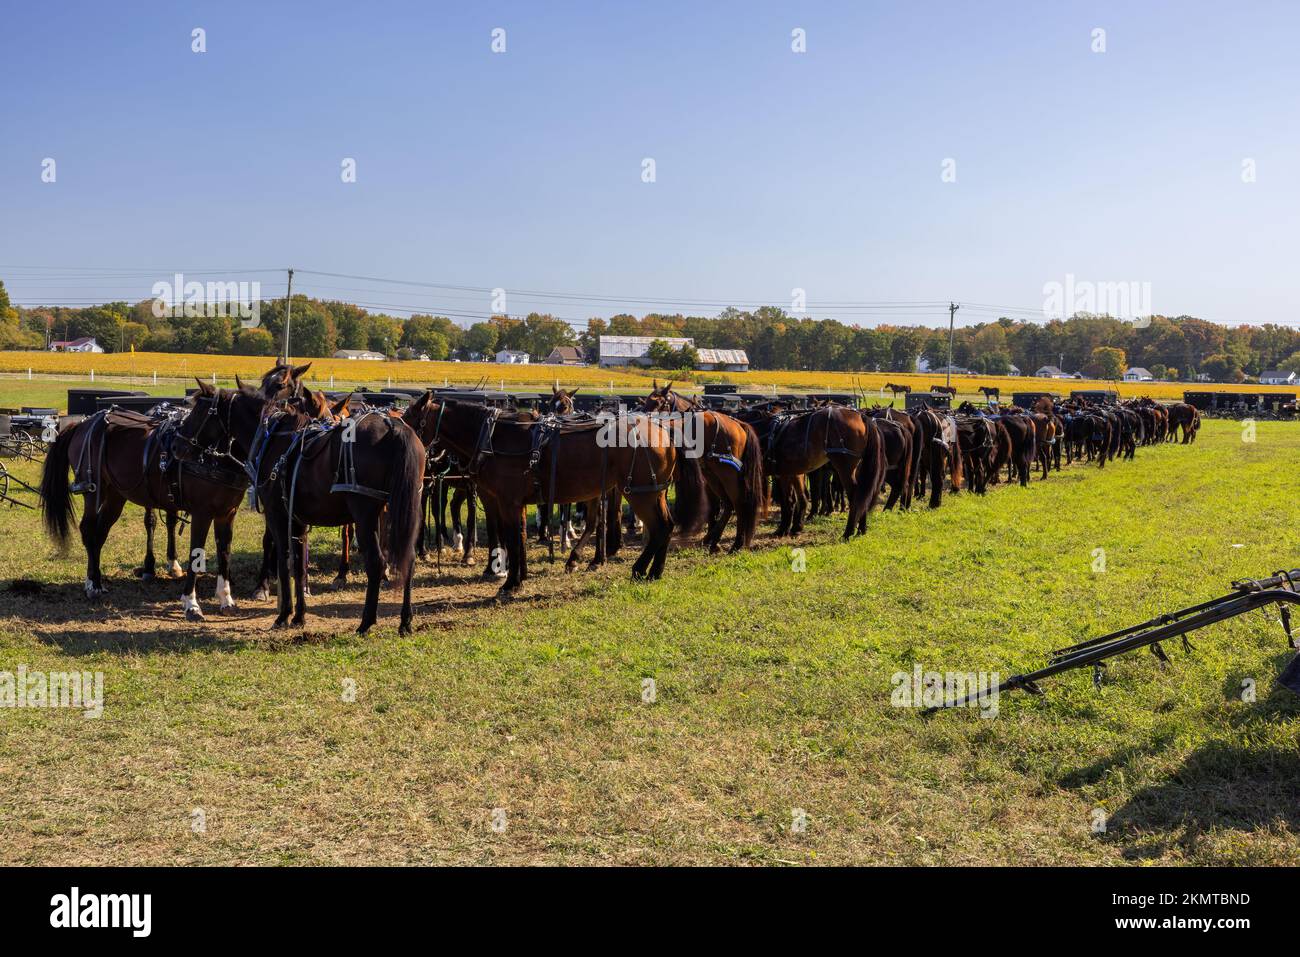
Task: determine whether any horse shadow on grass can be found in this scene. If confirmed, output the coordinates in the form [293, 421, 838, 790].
[1059, 666, 1300, 860]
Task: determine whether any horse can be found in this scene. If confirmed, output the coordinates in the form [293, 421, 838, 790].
[171, 380, 425, 634]
[251, 386, 359, 598]
[953, 413, 998, 494]
[40, 385, 251, 620]
[864, 406, 918, 510]
[736, 404, 885, 539]
[405, 392, 707, 590]
[642, 382, 765, 553]
[1166, 402, 1199, 444]
[991, 410, 1037, 487]
[884, 382, 912, 398]
[931, 385, 958, 397]
[911, 406, 962, 508]
[979, 386, 1000, 404]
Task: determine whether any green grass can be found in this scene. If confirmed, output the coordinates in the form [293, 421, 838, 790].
[0, 419, 1297, 864]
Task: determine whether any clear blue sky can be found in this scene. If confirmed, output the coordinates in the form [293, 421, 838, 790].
[2, 0, 1298, 328]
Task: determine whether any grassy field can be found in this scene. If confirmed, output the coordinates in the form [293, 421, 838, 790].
[0, 419, 1297, 865]
[4, 350, 1295, 405]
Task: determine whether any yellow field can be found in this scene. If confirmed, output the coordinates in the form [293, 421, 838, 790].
[0, 350, 1293, 401]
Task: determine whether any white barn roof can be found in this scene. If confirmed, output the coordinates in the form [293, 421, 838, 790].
[599, 335, 694, 358]
[696, 348, 749, 365]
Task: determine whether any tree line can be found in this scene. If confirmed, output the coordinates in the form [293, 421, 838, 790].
[2, 281, 1298, 381]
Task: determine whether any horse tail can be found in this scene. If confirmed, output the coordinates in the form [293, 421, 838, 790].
[736, 419, 765, 544]
[854, 418, 886, 523]
[672, 446, 709, 535]
[41, 422, 78, 546]
[385, 422, 425, 590]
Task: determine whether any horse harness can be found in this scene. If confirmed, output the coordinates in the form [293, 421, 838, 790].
[71, 404, 247, 517]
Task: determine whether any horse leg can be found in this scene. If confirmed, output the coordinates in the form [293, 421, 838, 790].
[461, 487, 477, 565]
[253, 527, 275, 601]
[629, 492, 673, 580]
[333, 524, 351, 589]
[290, 523, 310, 627]
[180, 512, 213, 622]
[213, 516, 237, 614]
[565, 497, 600, 572]
[137, 507, 158, 580]
[790, 477, 808, 535]
[162, 511, 178, 578]
[80, 491, 125, 598]
[356, 513, 383, 634]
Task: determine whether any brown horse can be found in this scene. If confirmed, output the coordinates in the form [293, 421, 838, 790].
[1166, 402, 1200, 443]
[737, 404, 885, 539]
[642, 382, 765, 553]
[406, 392, 707, 591]
[979, 386, 1000, 403]
[171, 381, 425, 634]
[931, 385, 958, 397]
[884, 382, 912, 397]
[41, 388, 250, 619]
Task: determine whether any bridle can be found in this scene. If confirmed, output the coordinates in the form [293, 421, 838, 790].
[178, 391, 243, 466]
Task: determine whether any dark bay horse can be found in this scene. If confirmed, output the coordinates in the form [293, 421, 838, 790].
[911, 406, 963, 508]
[736, 404, 885, 539]
[406, 392, 707, 591]
[41, 393, 249, 619]
[864, 406, 919, 510]
[172, 381, 425, 634]
[642, 383, 765, 553]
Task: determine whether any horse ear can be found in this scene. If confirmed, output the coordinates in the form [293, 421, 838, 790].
[234, 374, 244, 390]
[569, 388, 579, 397]
[291, 362, 312, 380]
[664, 381, 674, 393]
[195, 377, 213, 395]
[331, 393, 352, 416]
[653, 379, 660, 390]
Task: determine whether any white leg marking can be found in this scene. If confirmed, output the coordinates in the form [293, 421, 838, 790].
[215, 575, 237, 612]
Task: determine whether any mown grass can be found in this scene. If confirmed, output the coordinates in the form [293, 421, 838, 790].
[0, 419, 1296, 865]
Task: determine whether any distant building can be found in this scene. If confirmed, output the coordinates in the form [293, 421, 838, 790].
[49, 337, 104, 353]
[930, 365, 971, 375]
[495, 349, 530, 364]
[695, 348, 750, 372]
[598, 335, 694, 368]
[1034, 365, 1071, 378]
[333, 349, 386, 361]
[1260, 369, 1297, 385]
[542, 345, 587, 366]
[1007, 364, 1021, 376]
[1123, 367, 1154, 382]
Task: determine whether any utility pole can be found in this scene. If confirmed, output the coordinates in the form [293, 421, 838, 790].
[282, 268, 295, 362]
[946, 302, 959, 389]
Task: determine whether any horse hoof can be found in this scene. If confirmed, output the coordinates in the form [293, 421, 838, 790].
[252, 587, 269, 602]
[331, 577, 348, 591]
[217, 604, 238, 615]
[463, 556, 477, 567]
[185, 608, 205, 623]
[564, 562, 577, 574]
[136, 569, 155, 582]
[168, 561, 185, 579]
[270, 619, 290, 631]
